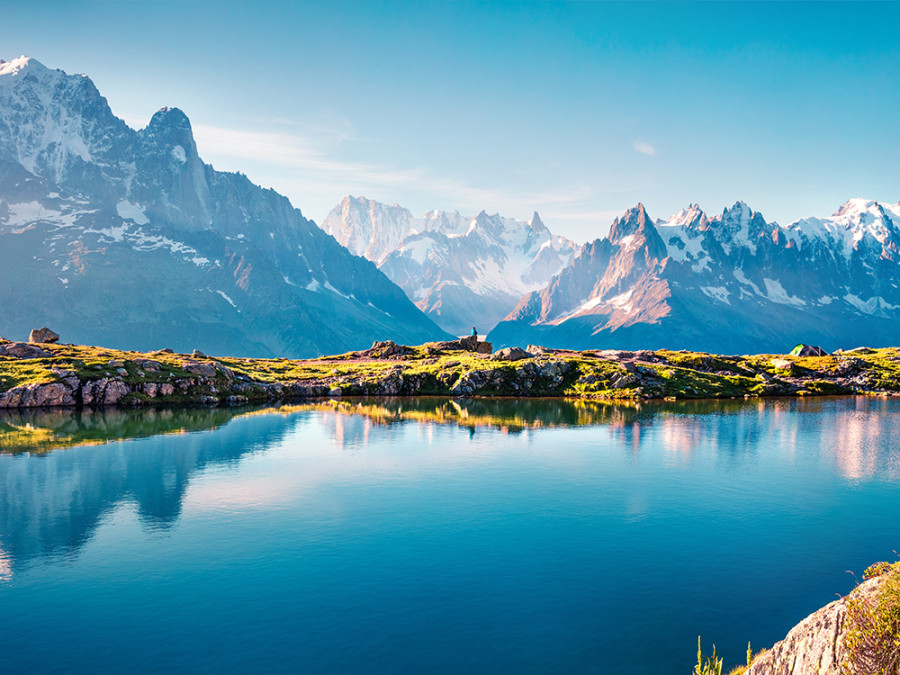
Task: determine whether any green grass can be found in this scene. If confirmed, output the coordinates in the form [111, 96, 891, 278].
[2, 341, 900, 403]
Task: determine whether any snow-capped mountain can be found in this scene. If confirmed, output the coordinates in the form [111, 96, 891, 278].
[490, 200, 900, 353]
[0, 56, 449, 356]
[321, 195, 577, 335]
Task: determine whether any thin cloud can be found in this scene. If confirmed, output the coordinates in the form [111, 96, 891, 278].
[633, 140, 656, 157]
[191, 123, 595, 216]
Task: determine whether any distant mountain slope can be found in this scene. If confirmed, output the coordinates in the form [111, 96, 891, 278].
[0, 56, 449, 356]
[321, 195, 577, 335]
[490, 201, 900, 353]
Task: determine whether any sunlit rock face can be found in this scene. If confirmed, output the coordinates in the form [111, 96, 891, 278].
[0, 57, 449, 357]
[491, 200, 900, 354]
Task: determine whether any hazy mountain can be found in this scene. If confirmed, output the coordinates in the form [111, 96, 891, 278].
[0, 56, 449, 356]
[490, 200, 900, 353]
[321, 195, 577, 335]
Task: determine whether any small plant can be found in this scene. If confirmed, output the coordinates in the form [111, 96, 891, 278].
[694, 636, 723, 675]
[843, 560, 900, 675]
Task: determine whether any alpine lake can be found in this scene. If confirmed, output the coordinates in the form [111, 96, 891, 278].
[1, 395, 898, 674]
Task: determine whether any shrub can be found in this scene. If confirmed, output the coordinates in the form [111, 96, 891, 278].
[694, 636, 723, 675]
[843, 560, 900, 675]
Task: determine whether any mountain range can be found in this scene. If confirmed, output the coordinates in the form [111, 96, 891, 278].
[321, 196, 576, 335]
[490, 200, 900, 353]
[2, 55, 896, 358]
[0, 56, 449, 356]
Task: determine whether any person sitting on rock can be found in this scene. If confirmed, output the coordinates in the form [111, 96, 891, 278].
[471, 327, 477, 338]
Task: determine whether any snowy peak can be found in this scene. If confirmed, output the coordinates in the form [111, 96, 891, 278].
[0, 55, 51, 79]
[321, 195, 417, 261]
[787, 198, 900, 258]
[660, 203, 709, 232]
[323, 196, 577, 334]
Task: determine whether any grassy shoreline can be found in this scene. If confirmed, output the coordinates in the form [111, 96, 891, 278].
[1, 338, 900, 408]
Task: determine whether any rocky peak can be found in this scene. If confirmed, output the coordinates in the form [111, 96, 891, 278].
[527, 211, 547, 233]
[140, 106, 199, 162]
[666, 203, 709, 232]
[608, 203, 654, 241]
[606, 203, 667, 260]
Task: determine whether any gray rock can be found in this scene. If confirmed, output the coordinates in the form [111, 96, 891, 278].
[426, 341, 463, 353]
[132, 359, 162, 372]
[459, 335, 478, 351]
[490, 347, 532, 361]
[771, 358, 794, 371]
[81, 378, 130, 407]
[0, 342, 51, 359]
[29, 327, 59, 344]
[748, 575, 887, 675]
[142, 382, 175, 398]
[475, 341, 493, 354]
[0, 381, 76, 407]
[181, 361, 218, 378]
[328, 387, 342, 397]
[192, 349, 207, 359]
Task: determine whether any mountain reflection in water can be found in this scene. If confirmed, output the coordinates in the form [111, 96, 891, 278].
[1, 396, 897, 577]
[1, 396, 899, 675]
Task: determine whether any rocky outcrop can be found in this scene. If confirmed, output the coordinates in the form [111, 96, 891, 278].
[0, 380, 77, 407]
[28, 327, 59, 344]
[748, 576, 886, 675]
[491, 347, 533, 361]
[0, 342, 51, 359]
[358, 340, 414, 359]
[449, 360, 573, 397]
[460, 335, 493, 354]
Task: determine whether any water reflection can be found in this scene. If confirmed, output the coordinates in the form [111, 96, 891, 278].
[1, 396, 898, 580]
[0, 406, 259, 455]
[300, 397, 900, 481]
[0, 407, 300, 577]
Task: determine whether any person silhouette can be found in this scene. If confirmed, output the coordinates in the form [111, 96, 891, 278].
[471, 327, 477, 337]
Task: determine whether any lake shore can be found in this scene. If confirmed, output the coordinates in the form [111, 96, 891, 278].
[1, 337, 899, 409]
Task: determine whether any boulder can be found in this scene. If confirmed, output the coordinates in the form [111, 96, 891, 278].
[132, 359, 162, 372]
[29, 327, 59, 344]
[80, 378, 131, 407]
[0, 380, 77, 407]
[363, 340, 413, 358]
[475, 341, 493, 354]
[490, 347, 532, 361]
[0, 342, 51, 359]
[771, 358, 794, 371]
[427, 340, 464, 353]
[459, 335, 478, 351]
[192, 349, 207, 359]
[748, 575, 888, 675]
[181, 360, 218, 378]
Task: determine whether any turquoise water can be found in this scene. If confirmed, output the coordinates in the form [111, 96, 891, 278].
[1, 397, 899, 674]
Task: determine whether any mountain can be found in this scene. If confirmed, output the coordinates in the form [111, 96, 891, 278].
[321, 195, 577, 335]
[0, 56, 449, 356]
[490, 200, 900, 353]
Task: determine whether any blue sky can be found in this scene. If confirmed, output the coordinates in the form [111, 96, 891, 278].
[3, 1, 899, 241]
